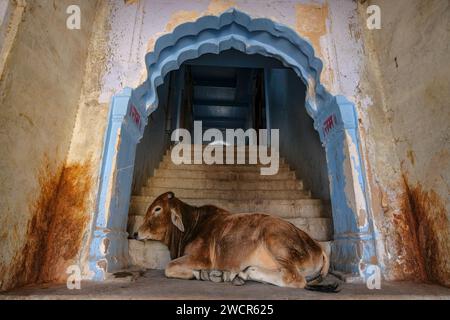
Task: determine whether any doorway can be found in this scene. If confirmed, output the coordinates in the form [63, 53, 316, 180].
[88, 9, 376, 282]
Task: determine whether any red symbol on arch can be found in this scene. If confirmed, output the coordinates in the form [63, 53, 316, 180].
[129, 105, 141, 130]
[323, 114, 337, 137]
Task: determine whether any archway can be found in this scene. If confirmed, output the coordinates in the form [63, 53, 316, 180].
[88, 9, 376, 281]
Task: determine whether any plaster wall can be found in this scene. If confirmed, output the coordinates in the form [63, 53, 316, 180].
[98, 0, 365, 103]
[361, 0, 449, 285]
[0, 0, 99, 290]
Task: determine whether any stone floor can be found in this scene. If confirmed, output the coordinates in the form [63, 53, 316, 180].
[1, 270, 449, 300]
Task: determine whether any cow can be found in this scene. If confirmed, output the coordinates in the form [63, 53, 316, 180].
[135, 192, 339, 292]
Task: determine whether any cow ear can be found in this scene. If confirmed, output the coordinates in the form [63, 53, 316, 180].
[170, 208, 185, 232]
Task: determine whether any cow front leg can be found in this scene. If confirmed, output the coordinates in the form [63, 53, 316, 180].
[194, 270, 239, 283]
[239, 266, 307, 288]
[165, 255, 209, 280]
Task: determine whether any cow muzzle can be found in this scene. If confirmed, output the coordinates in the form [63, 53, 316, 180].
[133, 232, 147, 241]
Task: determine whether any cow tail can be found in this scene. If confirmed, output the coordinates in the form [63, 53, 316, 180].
[304, 282, 341, 293]
[304, 249, 341, 293]
[320, 249, 330, 278]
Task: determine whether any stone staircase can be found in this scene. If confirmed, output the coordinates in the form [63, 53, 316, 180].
[128, 146, 333, 269]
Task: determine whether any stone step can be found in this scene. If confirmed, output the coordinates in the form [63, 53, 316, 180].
[153, 168, 296, 181]
[139, 186, 311, 200]
[158, 162, 290, 172]
[145, 177, 304, 191]
[129, 196, 330, 218]
[128, 215, 332, 242]
[165, 148, 282, 157]
[128, 239, 332, 270]
[168, 145, 275, 152]
[162, 154, 286, 166]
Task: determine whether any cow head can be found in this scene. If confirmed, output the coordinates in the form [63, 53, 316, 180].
[135, 191, 185, 241]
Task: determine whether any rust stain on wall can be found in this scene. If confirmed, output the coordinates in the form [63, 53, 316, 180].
[359, 122, 448, 285]
[38, 162, 93, 283]
[6, 158, 93, 289]
[371, 177, 427, 282]
[391, 184, 428, 281]
[381, 175, 450, 287]
[405, 179, 450, 287]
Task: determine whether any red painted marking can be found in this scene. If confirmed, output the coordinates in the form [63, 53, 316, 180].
[129, 105, 141, 129]
[323, 114, 337, 136]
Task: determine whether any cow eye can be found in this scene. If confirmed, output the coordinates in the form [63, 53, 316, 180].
[153, 206, 162, 214]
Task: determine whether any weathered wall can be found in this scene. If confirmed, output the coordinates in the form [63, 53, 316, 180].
[360, 0, 450, 286]
[99, 0, 364, 102]
[267, 68, 330, 201]
[0, 0, 99, 290]
[1, 0, 448, 290]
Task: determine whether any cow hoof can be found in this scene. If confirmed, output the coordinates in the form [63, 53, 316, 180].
[223, 271, 237, 282]
[232, 276, 246, 286]
[193, 270, 201, 280]
[209, 270, 223, 283]
[200, 270, 210, 281]
[238, 269, 250, 281]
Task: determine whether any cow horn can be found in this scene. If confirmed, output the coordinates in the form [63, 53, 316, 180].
[167, 192, 174, 199]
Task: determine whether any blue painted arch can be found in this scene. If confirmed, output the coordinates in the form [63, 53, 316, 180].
[131, 9, 334, 124]
[89, 8, 378, 280]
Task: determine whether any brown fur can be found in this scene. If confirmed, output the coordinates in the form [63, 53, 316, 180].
[137, 192, 329, 289]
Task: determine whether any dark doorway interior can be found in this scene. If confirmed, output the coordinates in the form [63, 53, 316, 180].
[132, 49, 330, 201]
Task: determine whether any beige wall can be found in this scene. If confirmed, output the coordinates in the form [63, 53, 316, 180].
[359, 0, 449, 285]
[0, 0, 99, 290]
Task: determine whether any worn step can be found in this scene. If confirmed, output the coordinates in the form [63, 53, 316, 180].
[153, 168, 296, 181]
[158, 162, 290, 172]
[168, 145, 272, 151]
[129, 196, 330, 218]
[128, 239, 332, 270]
[165, 147, 281, 156]
[145, 177, 304, 191]
[139, 187, 311, 200]
[128, 215, 332, 242]
[163, 154, 285, 165]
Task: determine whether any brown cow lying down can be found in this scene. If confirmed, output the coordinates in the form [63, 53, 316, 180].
[135, 192, 339, 292]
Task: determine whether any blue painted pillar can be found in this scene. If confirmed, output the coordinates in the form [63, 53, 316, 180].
[88, 88, 146, 280]
[317, 96, 377, 277]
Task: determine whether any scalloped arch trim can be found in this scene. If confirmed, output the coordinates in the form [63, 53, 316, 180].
[130, 8, 334, 119]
